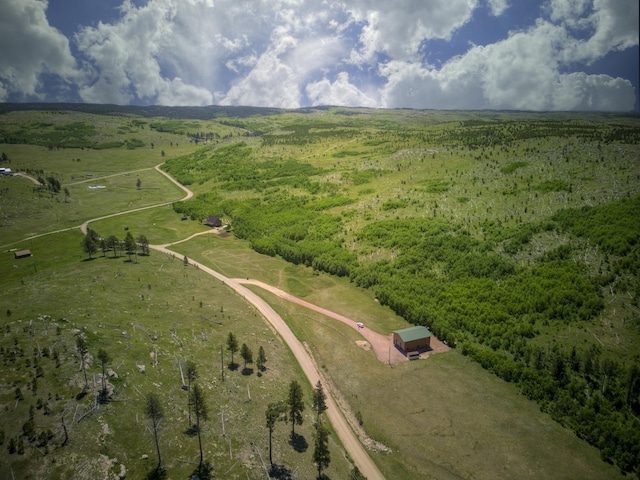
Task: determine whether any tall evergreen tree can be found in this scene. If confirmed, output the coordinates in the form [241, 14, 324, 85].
[227, 332, 239, 367]
[266, 401, 286, 465]
[137, 234, 150, 255]
[81, 233, 98, 259]
[124, 231, 137, 262]
[257, 345, 267, 372]
[75, 334, 89, 392]
[97, 348, 111, 402]
[313, 423, 330, 478]
[106, 235, 119, 257]
[144, 393, 164, 472]
[240, 343, 253, 370]
[190, 384, 208, 468]
[287, 380, 305, 435]
[312, 381, 327, 424]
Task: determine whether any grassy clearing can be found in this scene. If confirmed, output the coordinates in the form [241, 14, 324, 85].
[168, 236, 625, 479]
[0, 167, 185, 247]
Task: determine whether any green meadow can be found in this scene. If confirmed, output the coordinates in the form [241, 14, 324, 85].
[0, 105, 638, 479]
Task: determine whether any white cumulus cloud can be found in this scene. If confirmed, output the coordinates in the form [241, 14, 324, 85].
[549, 0, 639, 64]
[487, 0, 509, 16]
[0, 0, 80, 100]
[379, 18, 636, 111]
[346, 0, 478, 61]
[306, 72, 377, 107]
[76, 0, 214, 105]
[0, 0, 636, 110]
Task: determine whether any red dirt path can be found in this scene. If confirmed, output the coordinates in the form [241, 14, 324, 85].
[235, 279, 450, 364]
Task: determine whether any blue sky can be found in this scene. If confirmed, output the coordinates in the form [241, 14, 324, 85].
[0, 0, 638, 111]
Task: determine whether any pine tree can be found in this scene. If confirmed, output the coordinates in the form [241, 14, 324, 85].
[106, 235, 119, 257]
[266, 401, 286, 465]
[75, 335, 89, 393]
[190, 384, 208, 468]
[257, 345, 267, 373]
[123, 231, 136, 262]
[287, 380, 305, 435]
[97, 348, 111, 402]
[81, 233, 98, 259]
[312, 380, 327, 424]
[313, 423, 331, 478]
[144, 393, 164, 472]
[240, 343, 253, 371]
[227, 332, 239, 368]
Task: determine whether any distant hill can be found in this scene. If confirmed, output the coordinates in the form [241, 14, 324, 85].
[0, 102, 286, 119]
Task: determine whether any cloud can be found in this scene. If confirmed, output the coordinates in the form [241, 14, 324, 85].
[487, 0, 509, 16]
[76, 0, 214, 105]
[549, 0, 639, 64]
[221, 48, 301, 108]
[306, 72, 377, 107]
[219, 2, 351, 107]
[347, 0, 479, 61]
[0, 0, 80, 100]
[379, 19, 636, 111]
[0, 0, 636, 110]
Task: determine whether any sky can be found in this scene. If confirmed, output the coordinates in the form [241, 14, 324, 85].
[0, 0, 638, 111]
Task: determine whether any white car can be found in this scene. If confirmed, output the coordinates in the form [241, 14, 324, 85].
[356, 322, 364, 328]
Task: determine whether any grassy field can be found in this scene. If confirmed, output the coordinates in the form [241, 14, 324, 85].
[1, 106, 638, 479]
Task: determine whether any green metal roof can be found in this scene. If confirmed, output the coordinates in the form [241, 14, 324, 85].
[393, 326, 432, 342]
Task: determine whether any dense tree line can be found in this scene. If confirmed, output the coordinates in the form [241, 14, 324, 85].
[175, 192, 358, 277]
[81, 228, 150, 261]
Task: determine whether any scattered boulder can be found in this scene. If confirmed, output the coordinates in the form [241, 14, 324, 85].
[107, 368, 118, 379]
[136, 364, 146, 374]
[112, 463, 126, 480]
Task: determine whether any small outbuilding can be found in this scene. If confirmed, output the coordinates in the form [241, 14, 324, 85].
[14, 249, 32, 259]
[393, 326, 432, 354]
[205, 215, 222, 227]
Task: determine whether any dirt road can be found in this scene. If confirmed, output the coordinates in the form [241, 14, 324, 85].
[236, 279, 409, 364]
[79, 163, 192, 235]
[150, 245, 386, 480]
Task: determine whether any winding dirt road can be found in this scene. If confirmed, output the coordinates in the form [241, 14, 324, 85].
[23, 161, 443, 479]
[73, 163, 386, 479]
[236, 279, 410, 365]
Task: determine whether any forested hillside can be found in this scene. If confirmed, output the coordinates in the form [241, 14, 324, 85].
[165, 109, 640, 474]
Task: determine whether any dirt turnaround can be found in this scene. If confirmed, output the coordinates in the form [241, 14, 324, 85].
[235, 279, 449, 364]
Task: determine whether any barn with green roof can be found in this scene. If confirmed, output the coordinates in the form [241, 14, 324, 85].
[393, 326, 432, 355]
